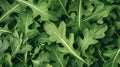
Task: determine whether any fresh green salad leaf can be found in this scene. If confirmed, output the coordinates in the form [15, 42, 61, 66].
[0, 0, 120, 67]
[44, 21, 87, 64]
[78, 24, 107, 52]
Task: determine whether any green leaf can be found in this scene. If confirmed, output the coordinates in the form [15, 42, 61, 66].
[102, 26, 115, 44]
[9, 31, 22, 57]
[17, 0, 53, 21]
[17, 7, 37, 36]
[0, 38, 9, 58]
[103, 48, 120, 67]
[4, 53, 13, 66]
[0, 39, 9, 52]
[0, 0, 20, 22]
[0, 28, 11, 35]
[20, 44, 32, 53]
[78, 24, 107, 52]
[82, 1, 112, 22]
[1, 0, 120, 66]
[31, 45, 43, 58]
[115, 21, 120, 30]
[44, 21, 87, 64]
[36, 33, 51, 44]
[68, 0, 79, 13]
[58, 0, 70, 19]
[31, 52, 49, 67]
[107, 0, 120, 3]
[48, 46, 68, 67]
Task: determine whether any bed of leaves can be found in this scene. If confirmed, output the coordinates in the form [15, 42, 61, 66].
[0, 0, 120, 67]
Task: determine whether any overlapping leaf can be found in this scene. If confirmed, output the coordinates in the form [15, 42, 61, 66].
[17, 7, 38, 37]
[0, 0, 20, 22]
[31, 52, 49, 67]
[103, 48, 120, 67]
[17, 0, 54, 21]
[44, 21, 87, 64]
[78, 24, 107, 52]
[82, 1, 112, 23]
[0, 38, 9, 58]
[0, 0, 120, 67]
[9, 31, 22, 56]
[47, 46, 68, 67]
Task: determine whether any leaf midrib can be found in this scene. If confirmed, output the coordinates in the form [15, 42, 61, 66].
[0, 30, 12, 33]
[78, 0, 82, 28]
[81, 27, 106, 50]
[25, 12, 29, 35]
[0, 4, 19, 22]
[112, 48, 120, 67]
[17, 0, 49, 16]
[53, 50, 64, 67]
[58, 0, 70, 19]
[54, 32, 86, 64]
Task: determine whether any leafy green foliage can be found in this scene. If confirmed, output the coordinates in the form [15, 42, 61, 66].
[0, 0, 120, 67]
[44, 21, 86, 63]
[78, 24, 107, 52]
[0, 38, 9, 58]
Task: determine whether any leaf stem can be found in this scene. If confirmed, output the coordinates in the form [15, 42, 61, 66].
[78, 0, 82, 28]
[98, 49, 106, 63]
[58, 0, 70, 20]
[25, 52, 28, 64]
[17, 0, 49, 16]
[0, 4, 19, 22]
[112, 49, 120, 67]
[0, 30, 12, 33]
[53, 50, 64, 67]
[16, 56, 26, 66]
[54, 32, 87, 64]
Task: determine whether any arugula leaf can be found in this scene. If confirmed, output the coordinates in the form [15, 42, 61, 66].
[17, 0, 53, 21]
[82, 2, 112, 22]
[107, 0, 120, 3]
[77, 23, 108, 64]
[1, 0, 120, 67]
[58, 0, 70, 19]
[47, 46, 68, 67]
[0, 0, 20, 22]
[0, 28, 11, 35]
[31, 52, 49, 67]
[44, 21, 87, 64]
[102, 25, 115, 44]
[20, 44, 32, 53]
[9, 30, 22, 57]
[0, 38, 9, 58]
[103, 48, 120, 67]
[17, 7, 38, 36]
[78, 24, 107, 52]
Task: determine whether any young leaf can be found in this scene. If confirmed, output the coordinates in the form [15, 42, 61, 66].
[0, 38, 9, 58]
[31, 52, 49, 67]
[48, 46, 68, 67]
[17, 0, 53, 21]
[78, 24, 107, 52]
[17, 7, 37, 36]
[82, 2, 112, 22]
[102, 26, 115, 44]
[0, 0, 20, 22]
[58, 0, 70, 19]
[0, 28, 11, 35]
[44, 21, 87, 64]
[103, 48, 120, 67]
[20, 44, 32, 53]
[9, 31, 22, 57]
